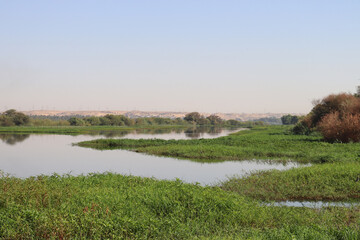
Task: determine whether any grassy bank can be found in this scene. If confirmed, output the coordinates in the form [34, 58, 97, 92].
[1, 173, 359, 239]
[77, 126, 360, 164]
[77, 126, 360, 203]
[221, 163, 360, 201]
[0, 125, 192, 135]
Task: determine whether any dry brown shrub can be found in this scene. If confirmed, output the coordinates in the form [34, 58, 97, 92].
[309, 93, 360, 127]
[318, 111, 360, 143]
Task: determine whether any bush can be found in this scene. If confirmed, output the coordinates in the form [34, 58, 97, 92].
[281, 114, 299, 125]
[0, 109, 30, 126]
[318, 112, 360, 143]
[292, 121, 310, 135]
[68, 117, 87, 126]
[309, 93, 360, 128]
[293, 93, 360, 142]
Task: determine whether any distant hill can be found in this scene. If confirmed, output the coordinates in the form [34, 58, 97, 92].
[21, 110, 303, 121]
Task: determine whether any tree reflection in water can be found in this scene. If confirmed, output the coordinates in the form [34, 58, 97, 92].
[184, 127, 222, 138]
[0, 126, 236, 145]
[0, 134, 30, 145]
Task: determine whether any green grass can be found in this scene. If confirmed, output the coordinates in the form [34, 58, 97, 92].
[3, 125, 360, 238]
[1, 173, 360, 239]
[221, 162, 360, 202]
[77, 126, 360, 164]
[77, 126, 360, 203]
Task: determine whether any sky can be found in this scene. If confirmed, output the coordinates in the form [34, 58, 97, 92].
[1, 1, 360, 114]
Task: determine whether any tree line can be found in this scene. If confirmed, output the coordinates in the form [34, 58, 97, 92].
[0, 110, 265, 127]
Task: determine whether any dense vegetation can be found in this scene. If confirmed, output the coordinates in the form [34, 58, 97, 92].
[78, 126, 360, 164]
[1, 173, 359, 239]
[0, 110, 265, 128]
[221, 162, 360, 201]
[280, 114, 299, 125]
[254, 117, 282, 125]
[0, 109, 30, 126]
[293, 93, 360, 142]
[0, 125, 191, 135]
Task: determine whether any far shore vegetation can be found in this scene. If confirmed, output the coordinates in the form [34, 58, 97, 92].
[0, 110, 266, 134]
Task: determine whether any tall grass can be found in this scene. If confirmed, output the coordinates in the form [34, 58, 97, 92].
[221, 163, 360, 201]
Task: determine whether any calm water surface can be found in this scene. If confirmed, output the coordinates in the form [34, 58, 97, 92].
[266, 201, 360, 208]
[0, 128, 304, 185]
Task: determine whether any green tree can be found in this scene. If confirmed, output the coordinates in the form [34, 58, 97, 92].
[0, 109, 30, 126]
[226, 119, 240, 126]
[84, 116, 101, 126]
[68, 117, 86, 126]
[184, 112, 201, 123]
[206, 115, 223, 125]
[281, 115, 299, 125]
[197, 117, 211, 125]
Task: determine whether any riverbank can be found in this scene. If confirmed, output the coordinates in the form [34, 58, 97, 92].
[77, 125, 360, 202]
[0, 125, 193, 135]
[221, 162, 360, 201]
[77, 126, 360, 164]
[0, 173, 359, 239]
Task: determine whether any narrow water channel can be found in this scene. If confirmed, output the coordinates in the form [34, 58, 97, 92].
[265, 201, 360, 208]
[0, 127, 305, 185]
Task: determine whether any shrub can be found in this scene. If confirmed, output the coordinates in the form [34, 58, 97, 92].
[68, 117, 87, 126]
[281, 114, 299, 125]
[292, 121, 310, 135]
[309, 93, 360, 128]
[293, 93, 360, 142]
[318, 112, 360, 143]
[0, 109, 30, 126]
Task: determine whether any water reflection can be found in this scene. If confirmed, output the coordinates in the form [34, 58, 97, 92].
[0, 126, 240, 145]
[266, 201, 360, 208]
[0, 132, 302, 184]
[0, 127, 305, 185]
[0, 134, 30, 145]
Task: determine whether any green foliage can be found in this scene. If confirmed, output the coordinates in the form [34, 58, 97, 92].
[0, 109, 260, 129]
[292, 121, 311, 135]
[78, 126, 360, 164]
[184, 112, 202, 123]
[254, 117, 282, 125]
[0, 173, 359, 239]
[68, 117, 87, 126]
[280, 114, 299, 125]
[0, 125, 193, 135]
[0, 109, 30, 126]
[30, 118, 70, 126]
[221, 162, 360, 201]
[206, 114, 223, 125]
[83, 116, 101, 125]
[70, 115, 187, 127]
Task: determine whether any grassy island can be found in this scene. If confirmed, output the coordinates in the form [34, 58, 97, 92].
[78, 126, 360, 164]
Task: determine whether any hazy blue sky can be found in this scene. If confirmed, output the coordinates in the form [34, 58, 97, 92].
[1, 1, 359, 113]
